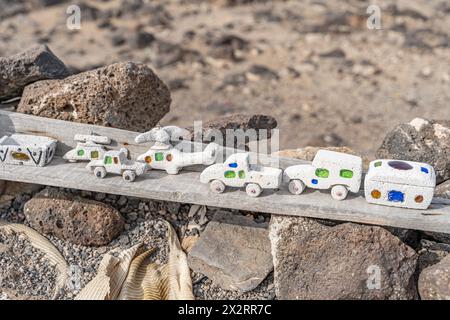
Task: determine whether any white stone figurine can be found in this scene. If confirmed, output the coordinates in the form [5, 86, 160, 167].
[135, 126, 218, 174]
[200, 153, 282, 197]
[63, 134, 111, 162]
[364, 159, 436, 209]
[284, 150, 363, 200]
[86, 148, 148, 182]
[0, 134, 57, 167]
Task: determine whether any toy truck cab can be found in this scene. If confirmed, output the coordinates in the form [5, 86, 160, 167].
[200, 153, 282, 197]
[86, 148, 148, 182]
[364, 159, 436, 209]
[284, 150, 363, 200]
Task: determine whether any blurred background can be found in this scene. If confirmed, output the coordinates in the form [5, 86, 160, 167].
[1, 0, 449, 157]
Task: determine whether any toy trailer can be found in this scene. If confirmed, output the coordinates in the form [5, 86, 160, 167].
[0, 134, 57, 167]
[284, 150, 363, 200]
[364, 159, 436, 209]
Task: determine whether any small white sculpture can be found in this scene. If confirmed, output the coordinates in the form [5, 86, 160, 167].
[284, 150, 363, 200]
[0, 134, 57, 167]
[86, 148, 148, 182]
[63, 134, 111, 163]
[200, 153, 282, 197]
[135, 126, 218, 174]
[364, 159, 436, 209]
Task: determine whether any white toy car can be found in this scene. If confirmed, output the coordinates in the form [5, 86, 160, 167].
[63, 134, 111, 163]
[284, 150, 363, 200]
[86, 148, 148, 182]
[200, 153, 282, 197]
[135, 126, 218, 174]
[364, 159, 436, 209]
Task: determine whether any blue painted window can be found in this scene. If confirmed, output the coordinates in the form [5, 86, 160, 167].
[421, 167, 429, 174]
[228, 162, 238, 168]
[311, 179, 318, 185]
[388, 190, 404, 203]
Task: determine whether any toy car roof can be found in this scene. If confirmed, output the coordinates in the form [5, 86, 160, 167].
[366, 159, 435, 188]
[313, 150, 362, 167]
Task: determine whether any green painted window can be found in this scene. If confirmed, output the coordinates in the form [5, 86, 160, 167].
[77, 149, 84, 156]
[91, 151, 99, 159]
[104, 156, 112, 165]
[315, 168, 329, 178]
[340, 169, 353, 178]
[238, 170, 246, 179]
[374, 161, 382, 167]
[224, 171, 236, 179]
[155, 152, 164, 161]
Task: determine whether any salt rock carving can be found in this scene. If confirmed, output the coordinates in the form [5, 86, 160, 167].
[200, 153, 282, 197]
[364, 159, 436, 209]
[284, 150, 363, 200]
[63, 134, 111, 163]
[86, 148, 148, 182]
[135, 126, 218, 174]
[0, 134, 57, 167]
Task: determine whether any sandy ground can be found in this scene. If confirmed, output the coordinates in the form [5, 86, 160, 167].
[1, 0, 449, 157]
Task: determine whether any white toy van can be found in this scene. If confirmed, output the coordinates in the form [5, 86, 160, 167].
[284, 150, 363, 200]
[364, 159, 436, 209]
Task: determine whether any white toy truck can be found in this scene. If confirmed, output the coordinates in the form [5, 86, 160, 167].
[284, 150, 363, 200]
[200, 153, 282, 197]
[86, 148, 148, 182]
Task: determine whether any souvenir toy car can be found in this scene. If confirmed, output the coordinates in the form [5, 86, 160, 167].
[86, 148, 148, 182]
[200, 152, 282, 197]
[284, 150, 363, 200]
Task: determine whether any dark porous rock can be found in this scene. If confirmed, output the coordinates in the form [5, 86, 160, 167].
[17, 61, 171, 131]
[0, 45, 70, 101]
[270, 219, 418, 300]
[417, 239, 450, 275]
[435, 180, 450, 199]
[376, 118, 450, 183]
[419, 254, 450, 299]
[23, 188, 124, 246]
[186, 114, 277, 147]
[188, 211, 273, 292]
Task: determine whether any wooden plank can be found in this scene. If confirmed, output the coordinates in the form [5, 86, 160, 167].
[0, 157, 449, 233]
[1, 110, 450, 234]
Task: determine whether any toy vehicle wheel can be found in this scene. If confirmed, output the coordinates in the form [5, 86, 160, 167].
[331, 185, 348, 201]
[94, 167, 106, 179]
[246, 183, 262, 197]
[210, 180, 226, 193]
[123, 170, 136, 182]
[288, 179, 305, 195]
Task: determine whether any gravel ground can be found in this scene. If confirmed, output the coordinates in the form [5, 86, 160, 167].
[0, 185, 274, 300]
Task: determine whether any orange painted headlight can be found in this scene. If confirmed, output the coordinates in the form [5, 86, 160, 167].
[166, 154, 173, 162]
[145, 156, 152, 163]
[371, 189, 381, 199]
[415, 195, 424, 203]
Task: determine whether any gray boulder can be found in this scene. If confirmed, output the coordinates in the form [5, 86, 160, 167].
[17, 61, 171, 132]
[188, 211, 273, 292]
[23, 188, 124, 246]
[419, 254, 450, 300]
[269, 218, 418, 299]
[0, 45, 70, 101]
[376, 118, 450, 183]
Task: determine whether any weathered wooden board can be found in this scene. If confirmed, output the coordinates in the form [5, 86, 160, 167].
[1, 110, 450, 234]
